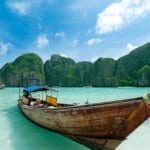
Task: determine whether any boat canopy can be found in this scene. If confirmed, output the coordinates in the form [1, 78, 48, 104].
[23, 85, 49, 93]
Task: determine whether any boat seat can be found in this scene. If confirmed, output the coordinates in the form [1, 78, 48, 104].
[36, 98, 41, 104]
[22, 96, 29, 105]
[46, 95, 57, 106]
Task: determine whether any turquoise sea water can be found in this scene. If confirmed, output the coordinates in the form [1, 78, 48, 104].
[0, 87, 150, 150]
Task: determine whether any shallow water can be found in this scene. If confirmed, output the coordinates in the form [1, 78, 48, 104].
[0, 87, 150, 150]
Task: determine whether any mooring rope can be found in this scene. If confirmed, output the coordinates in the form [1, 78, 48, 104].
[91, 104, 96, 150]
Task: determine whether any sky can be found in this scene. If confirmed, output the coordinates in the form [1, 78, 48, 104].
[0, 0, 150, 67]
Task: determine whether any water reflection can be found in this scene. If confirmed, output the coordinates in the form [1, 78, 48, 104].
[2, 106, 88, 150]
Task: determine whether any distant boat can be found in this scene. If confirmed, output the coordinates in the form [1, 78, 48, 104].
[84, 85, 92, 88]
[0, 84, 5, 89]
[52, 86, 59, 88]
[18, 85, 150, 150]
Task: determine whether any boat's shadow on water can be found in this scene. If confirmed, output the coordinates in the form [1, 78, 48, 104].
[4, 106, 89, 150]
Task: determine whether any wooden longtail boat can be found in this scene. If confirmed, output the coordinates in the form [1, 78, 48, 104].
[18, 86, 150, 150]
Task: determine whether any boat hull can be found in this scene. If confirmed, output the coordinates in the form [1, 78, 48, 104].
[18, 97, 150, 150]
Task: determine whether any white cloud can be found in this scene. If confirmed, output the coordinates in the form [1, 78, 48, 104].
[87, 38, 103, 47]
[96, 0, 150, 34]
[0, 42, 11, 56]
[35, 34, 49, 49]
[55, 32, 65, 38]
[71, 40, 78, 48]
[7, 1, 31, 16]
[127, 43, 138, 51]
[7, 0, 56, 16]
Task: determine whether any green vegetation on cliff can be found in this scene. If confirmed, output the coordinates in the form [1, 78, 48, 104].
[0, 53, 45, 86]
[0, 43, 150, 87]
[44, 54, 76, 87]
[137, 65, 150, 87]
[115, 43, 150, 86]
[89, 58, 117, 87]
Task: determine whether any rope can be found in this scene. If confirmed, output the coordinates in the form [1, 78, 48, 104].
[91, 104, 96, 150]
[110, 103, 138, 139]
[101, 102, 139, 150]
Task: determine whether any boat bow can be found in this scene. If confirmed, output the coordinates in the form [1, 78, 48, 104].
[144, 93, 150, 117]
